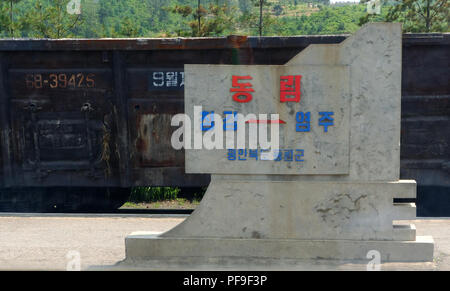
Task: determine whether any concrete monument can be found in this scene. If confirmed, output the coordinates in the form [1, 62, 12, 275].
[122, 23, 434, 269]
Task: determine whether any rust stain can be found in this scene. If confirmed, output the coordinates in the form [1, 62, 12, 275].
[227, 35, 248, 48]
[134, 114, 148, 153]
[133, 113, 183, 167]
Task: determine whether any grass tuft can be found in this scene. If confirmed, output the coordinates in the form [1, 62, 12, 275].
[129, 187, 181, 203]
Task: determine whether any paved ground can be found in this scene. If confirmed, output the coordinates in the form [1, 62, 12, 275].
[0, 214, 448, 271]
[0, 213, 186, 270]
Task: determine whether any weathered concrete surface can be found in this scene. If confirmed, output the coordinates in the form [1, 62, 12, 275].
[126, 179, 433, 265]
[124, 235, 434, 264]
[163, 180, 417, 241]
[118, 218, 448, 270]
[287, 22, 402, 181]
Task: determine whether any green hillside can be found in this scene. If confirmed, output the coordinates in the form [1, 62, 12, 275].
[0, 0, 447, 38]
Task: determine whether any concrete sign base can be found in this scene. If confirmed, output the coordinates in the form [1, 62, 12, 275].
[120, 23, 434, 268]
[162, 179, 420, 241]
[124, 235, 434, 267]
[122, 179, 434, 266]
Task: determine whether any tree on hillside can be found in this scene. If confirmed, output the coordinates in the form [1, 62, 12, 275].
[26, 0, 82, 38]
[0, 0, 23, 37]
[72, 0, 103, 38]
[238, 0, 252, 13]
[386, 0, 448, 32]
[360, 0, 449, 32]
[238, 0, 276, 36]
[117, 17, 141, 37]
[169, 1, 236, 37]
[273, 4, 284, 16]
[253, 0, 270, 37]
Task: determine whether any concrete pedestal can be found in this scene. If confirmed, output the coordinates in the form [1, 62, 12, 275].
[121, 179, 434, 266]
[122, 233, 434, 270]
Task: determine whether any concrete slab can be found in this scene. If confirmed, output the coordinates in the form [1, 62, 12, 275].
[122, 234, 434, 267]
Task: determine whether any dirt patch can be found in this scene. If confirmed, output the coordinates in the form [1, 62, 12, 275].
[120, 199, 200, 210]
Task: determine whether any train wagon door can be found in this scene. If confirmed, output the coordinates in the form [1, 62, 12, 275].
[126, 66, 186, 186]
[4, 51, 125, 187]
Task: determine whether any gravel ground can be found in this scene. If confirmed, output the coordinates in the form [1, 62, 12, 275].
[0, 215, 448, 271]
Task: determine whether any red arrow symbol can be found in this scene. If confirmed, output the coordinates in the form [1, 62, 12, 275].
[245, 119, 286, 124]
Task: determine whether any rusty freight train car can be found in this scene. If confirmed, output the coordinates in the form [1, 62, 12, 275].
[0, 34, 448, 214]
